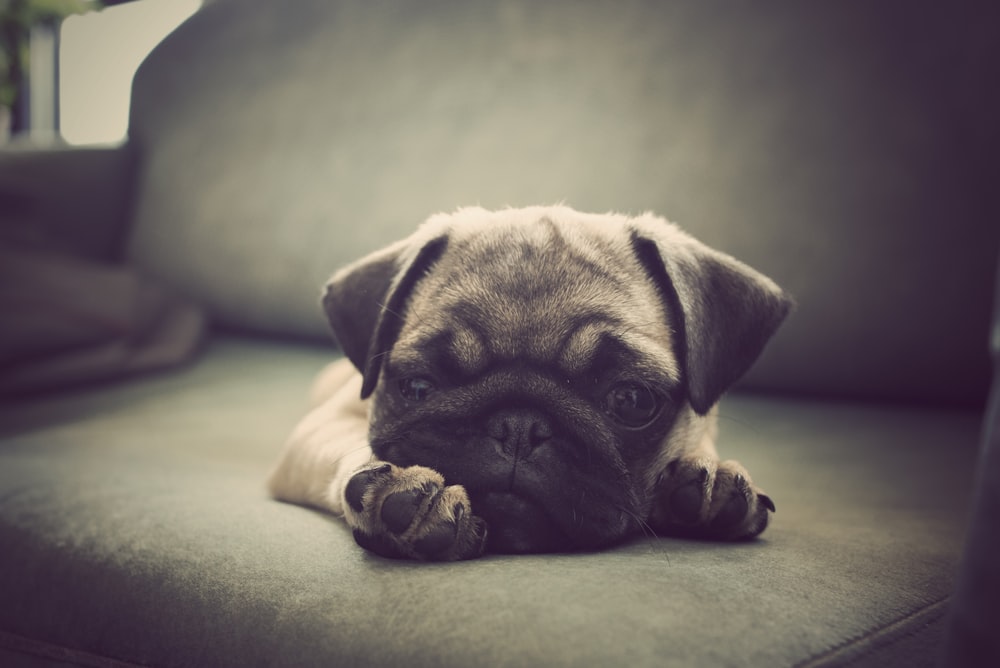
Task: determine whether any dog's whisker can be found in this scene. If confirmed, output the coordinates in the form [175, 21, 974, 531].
[615, 506, 673, 563]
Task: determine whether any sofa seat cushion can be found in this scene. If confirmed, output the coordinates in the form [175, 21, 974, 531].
[0, 338, 982, 667]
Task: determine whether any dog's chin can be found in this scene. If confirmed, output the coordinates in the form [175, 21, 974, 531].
[470, 492, 571, 554]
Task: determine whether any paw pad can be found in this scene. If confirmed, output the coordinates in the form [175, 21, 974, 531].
[670, 481, 705, 524]
[380, 484, 439, 533]
[412, 521, 458, 556]
[345, 464, 391, 513]
[710, 493, 748, 530]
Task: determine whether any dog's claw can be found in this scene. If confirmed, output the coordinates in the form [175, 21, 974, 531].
[759, 493, 776, 513]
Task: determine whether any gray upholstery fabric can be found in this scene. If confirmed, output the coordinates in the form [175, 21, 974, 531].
[124, 0, 998, 405]
[0, 339, 982, 667]
[0, 246, 206, 395]
[0, 146, 136, 262]
[0, 143, 206, 396]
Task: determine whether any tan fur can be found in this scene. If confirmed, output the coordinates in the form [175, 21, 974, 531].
[267, 358, 371, 513]
[268, 206, 787, 560]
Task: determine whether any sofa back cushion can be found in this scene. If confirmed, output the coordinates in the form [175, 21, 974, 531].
[124, 0, 998, 406]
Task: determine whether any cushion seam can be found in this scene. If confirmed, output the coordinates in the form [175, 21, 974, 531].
[793, 597, 950, 668]
[0, 629, 151, 668]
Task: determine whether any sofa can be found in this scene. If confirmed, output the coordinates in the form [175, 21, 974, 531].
[1, 1, 998, 666]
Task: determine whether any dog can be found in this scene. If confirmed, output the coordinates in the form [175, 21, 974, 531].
[268, 206, 792, 560]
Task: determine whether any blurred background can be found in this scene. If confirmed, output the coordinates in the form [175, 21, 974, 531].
[2, 0, 998, 408]
[1, 0, 200, 144]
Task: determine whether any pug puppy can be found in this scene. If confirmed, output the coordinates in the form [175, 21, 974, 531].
[268, 206, 792, 561]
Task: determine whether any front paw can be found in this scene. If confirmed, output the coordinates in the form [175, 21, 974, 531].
[343, 463, 488, 561]
[649, 456, 774, 540]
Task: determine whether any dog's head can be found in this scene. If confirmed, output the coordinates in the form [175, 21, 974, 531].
[324, 206, 791, 553]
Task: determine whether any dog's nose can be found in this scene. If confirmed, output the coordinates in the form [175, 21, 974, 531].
[487, 409, 554, 460]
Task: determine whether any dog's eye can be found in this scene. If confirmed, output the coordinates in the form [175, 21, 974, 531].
[399, 377, 435, 402]
[605, 383, 660, 428]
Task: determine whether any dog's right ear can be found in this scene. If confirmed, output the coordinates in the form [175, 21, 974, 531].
[323, 235, 448, 398]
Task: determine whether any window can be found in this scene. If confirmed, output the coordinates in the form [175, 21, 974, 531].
[59, 0, 201, 145]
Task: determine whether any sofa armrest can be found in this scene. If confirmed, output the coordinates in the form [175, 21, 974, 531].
[942, 260, 1000, 666]
[0, 144, 137, 261]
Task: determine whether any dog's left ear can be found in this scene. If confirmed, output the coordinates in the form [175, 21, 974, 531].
[631, 225, 793, 415]
[323, 235, 448, 398]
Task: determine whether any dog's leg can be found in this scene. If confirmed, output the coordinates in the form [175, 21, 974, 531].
[267, 360, 375, 513]
[268, 360, 487, 561]
[647, 408, 774, 540]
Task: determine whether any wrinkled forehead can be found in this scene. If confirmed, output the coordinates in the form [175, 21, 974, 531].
[393, 221, 679, 381]
[393, 313, 680, 389]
